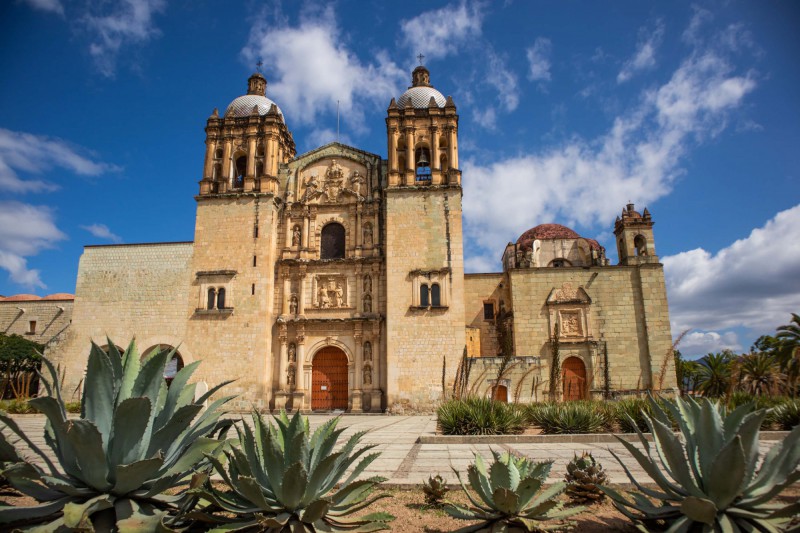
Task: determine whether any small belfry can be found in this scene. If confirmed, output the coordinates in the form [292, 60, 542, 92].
[614, 202, 658, 264]
[386, 64, 459, 187]
[199, 71, 296, 196]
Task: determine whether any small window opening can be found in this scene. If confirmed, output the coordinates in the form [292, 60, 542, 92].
[251, 283, 255, 295]
[634, 235, 648, 256]
[550, 258, 571, 268]
[28, 320, 37, 334]
[164, 352, 184, 386]
[320, 223, 346, 259]
[253, 224, 259, 238]
[207, 288, 216, 310]
[214, 149, 223, 159]
[431, 283, 441, 307]
[234, 156, 247, 189]
[420, 284, 429, 307]
[217, 287, 226, 310]
[483, 302, 495, 320]
[253, 255, 257, 267]
[415, 147, 431, 183]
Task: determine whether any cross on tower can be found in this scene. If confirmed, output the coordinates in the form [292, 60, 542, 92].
[417, 53, 425, 65]
[256, 59, 263, 73]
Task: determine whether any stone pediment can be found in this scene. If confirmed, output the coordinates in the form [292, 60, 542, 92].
[297, 157, 370, 205]
[546, 282, 591, 304]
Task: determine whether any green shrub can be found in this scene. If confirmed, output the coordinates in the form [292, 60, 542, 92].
[0, 398, 37, 414]
[64, 401, 81, 414]
[602, 395, 800, 531]
[437, 397, 527, 435]
[611, 398, 652, 433]
[445, 450, 583, 530]
[727, 392, 790, 429]
[771, 399, 800, 430]
[191, 410, 394, 531]
[0, 340, 234, 531]
[528, 401, 608, 434]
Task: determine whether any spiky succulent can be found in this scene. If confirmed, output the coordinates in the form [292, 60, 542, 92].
[602, 394, 800, 532]
[0, 339, 234, 531]
[422, 474, 449, 506]
[564, 452, 607, 504]
[444, 450, 583, 532]
[191, 410, 394, 532]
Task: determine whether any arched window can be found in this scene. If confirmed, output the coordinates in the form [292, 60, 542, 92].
[420, 284, 429, 307]
[320, 223, 346, 259]
[207, 288, 216, 310]
[217, 287, 226, 309]
[634, 235, 647, 256]
[549, 258, 572, 268]
[214, 148, 223, 159]
[415, 147, 431, 183]
[431, 283, 441, 307]
[440, 154, 449, 172]
[234, 156, 247, 189]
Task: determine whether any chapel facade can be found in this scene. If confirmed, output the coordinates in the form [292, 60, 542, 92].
[45, 66, 676, 412]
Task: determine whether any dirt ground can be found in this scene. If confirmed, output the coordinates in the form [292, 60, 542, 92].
[2, 485, 798, 532]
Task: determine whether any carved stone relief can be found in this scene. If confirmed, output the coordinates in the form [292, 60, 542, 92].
[300, 159, 365, 204]
[560, 310, 583, 337]
[312, 275, 348, 308]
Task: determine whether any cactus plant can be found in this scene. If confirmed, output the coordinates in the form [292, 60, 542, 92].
[602, 394, 800, 531]
[444, 450, 583, 531]
[0, 340, 233, 530]
[422, 474, 449, 507]
[191, 410, 394, 531]
[564, 452, 607, 504]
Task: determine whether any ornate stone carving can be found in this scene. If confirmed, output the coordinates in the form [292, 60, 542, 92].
[363, 223, 373, 247]
[363, 341, 372, 362]
[300, 159, 365, 204]
[288, 342, 296, 363]
[547, 282, 591, 304]
[292, 225, 301, 246]
[289, 294, 298, 314]
[363, 274, 372, 293]
[363, 364, 372, 386]
[363, 293, 372, 313]
[313, 276, 348, 308]
[287, 364, 296, 387]
[560, 310, 583, 337]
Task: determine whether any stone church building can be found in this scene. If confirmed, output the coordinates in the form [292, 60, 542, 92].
[44, 66, 676, 411]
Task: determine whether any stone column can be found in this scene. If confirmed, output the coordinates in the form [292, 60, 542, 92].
[285, 218, 293, 250]
[297, 269, 306, 315]
[355, 206, 362, 249]
[221, 139, 232, 190]
[247, 137, 256, 177]
[282, 273, 291, 316]
[302, 214, 310, 249]
[405, 129, 415, 181]
[278, 338, 288, 391]
[389, 129, 398, 172]
[449, 127, 458, 169]
[203, 140, 216, 179]
[431, 127, 439, 169]
[352, 333, 363, 412]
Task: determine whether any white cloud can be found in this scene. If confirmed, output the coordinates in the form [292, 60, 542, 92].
[242, 8, 405, 132]
[80, 223, 122, 244]
[526, 37, 552, 82]
[663, 204, 800, 334]
[82, 0, 166, 77]
[463, 40, 756, 270]
[679, 331, 742, 358]
[618, 20, 665, 83]
[22, 0, 63, 16]
[0, 202, 67, 289]
[400, 1, 484, 60]
[486, 50, 519, 111]
[0, 128, 118, 193]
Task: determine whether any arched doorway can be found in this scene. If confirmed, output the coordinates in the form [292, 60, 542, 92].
[143, 344, 184, 386]
[311, 346, 349, 411]
[492, 384, 508, 403]
[562, 357, 587, 401]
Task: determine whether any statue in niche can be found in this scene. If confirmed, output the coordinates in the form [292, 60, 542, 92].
[288, 343, 296, 363]
[363, 274, 371, 293]
[350, 171, 365, 198]
[363, 224, 373, 247]
[289, 295, 298, 315]
[287, 365, 296, 388]
[334, 282, 344, 307]
[363, 342, 372, 362]
[363, 293, 372, 313]
[363, 365, 372, 386]
[318, 285, 331, 308]
[292, 225, 301, 246]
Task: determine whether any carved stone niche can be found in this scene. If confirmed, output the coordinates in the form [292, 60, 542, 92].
[311, 275, 350, 309]
[546, 282, 592, 341]
[300, 159, 366, 204]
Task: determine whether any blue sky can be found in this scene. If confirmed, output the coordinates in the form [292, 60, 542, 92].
[1, 0, 798, 358]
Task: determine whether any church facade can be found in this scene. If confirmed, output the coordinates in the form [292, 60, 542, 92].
[45, 66, 676, 412]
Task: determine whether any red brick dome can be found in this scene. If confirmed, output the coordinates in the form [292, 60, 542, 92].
[42, 293, 75, 301]
[516, 224, 602, 251]
[2, 294, 41, 302]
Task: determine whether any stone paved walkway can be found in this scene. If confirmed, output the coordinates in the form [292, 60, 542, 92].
[3, 414, 777, 488]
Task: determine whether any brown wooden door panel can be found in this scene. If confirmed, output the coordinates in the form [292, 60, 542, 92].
[311, 347, 348, 411]
[562, 357, 587, 401]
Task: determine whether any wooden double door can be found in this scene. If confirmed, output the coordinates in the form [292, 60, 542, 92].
[311, 347, 349, 411]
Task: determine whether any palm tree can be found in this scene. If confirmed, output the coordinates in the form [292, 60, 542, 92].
[736, 352, 784, 396]
[696, 352, 733, 398]
[775, 313, 800, 397]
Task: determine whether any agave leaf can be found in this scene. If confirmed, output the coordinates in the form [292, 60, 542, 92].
[154, 360, 200, 430]
[238, 416, 270, 490]
[329, 478, 384, 508]
[697, 400, 724, 479]
[83, 343, 117, 441]
[707, 435, 746, 510]
[235, 475, 272, 511]
[613, 435, 686, 498]
[0, 410, 58, 474]
[300, 498, 331, 524]
[109, 397, 152, 467]
[105, 339, 124, 383]
[663, 515, 693, 533]
[196, 379, 236, 406]
[491, 487, 519, 514]
[62, 493, 114, 528]
[282, 462, 309, 511]
[113, 456, 164, 496]
[37, 356, 66, 414]
[147, 404, 204, 458]
[748, 423, 800, 496]
[131, 347, 171, 405]
[0, 496, 73, 524]
[308, 418, 339, 473]
[648, 414, 703, 497]
[466, 463, 497, 511]
[66, 419, 111, 491]
[303, 452, 344, 506]
[327, 492, 390, 517]
[443, 502, 484, 520]
[607, 447, 675, 502]
[526, 481, 566, 513]
[680, 496, 718, 525]
[337, 451, 381, 491]
[738, 470, 800, 507]
[488, 453, 519, 492]
[0, 462, 64, 501]
[514, 475, 543, 510]
[737, 410, 768, 487]
[116, 338, 141, 404]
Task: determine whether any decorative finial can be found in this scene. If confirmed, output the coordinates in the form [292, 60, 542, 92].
[417, 53, 425, 66]
[256, 59, 263, 73]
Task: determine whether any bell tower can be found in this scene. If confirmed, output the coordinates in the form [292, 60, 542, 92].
[383, 64, 465, 408]
[614, 203, 658, 265]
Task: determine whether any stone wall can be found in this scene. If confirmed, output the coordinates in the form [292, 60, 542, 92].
[1, 299, 73, 346]
[46, 242, 194, 400]
[463, 273, 507, 357]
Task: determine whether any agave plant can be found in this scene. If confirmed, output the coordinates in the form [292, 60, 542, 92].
[0, 340, 233, 531]
[602, 394, 800, 531]
[564, 452, 607, 504]
[444, 450, 583, 532]
[422, 474, 449, 507]
[191, 410, 394, 532]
